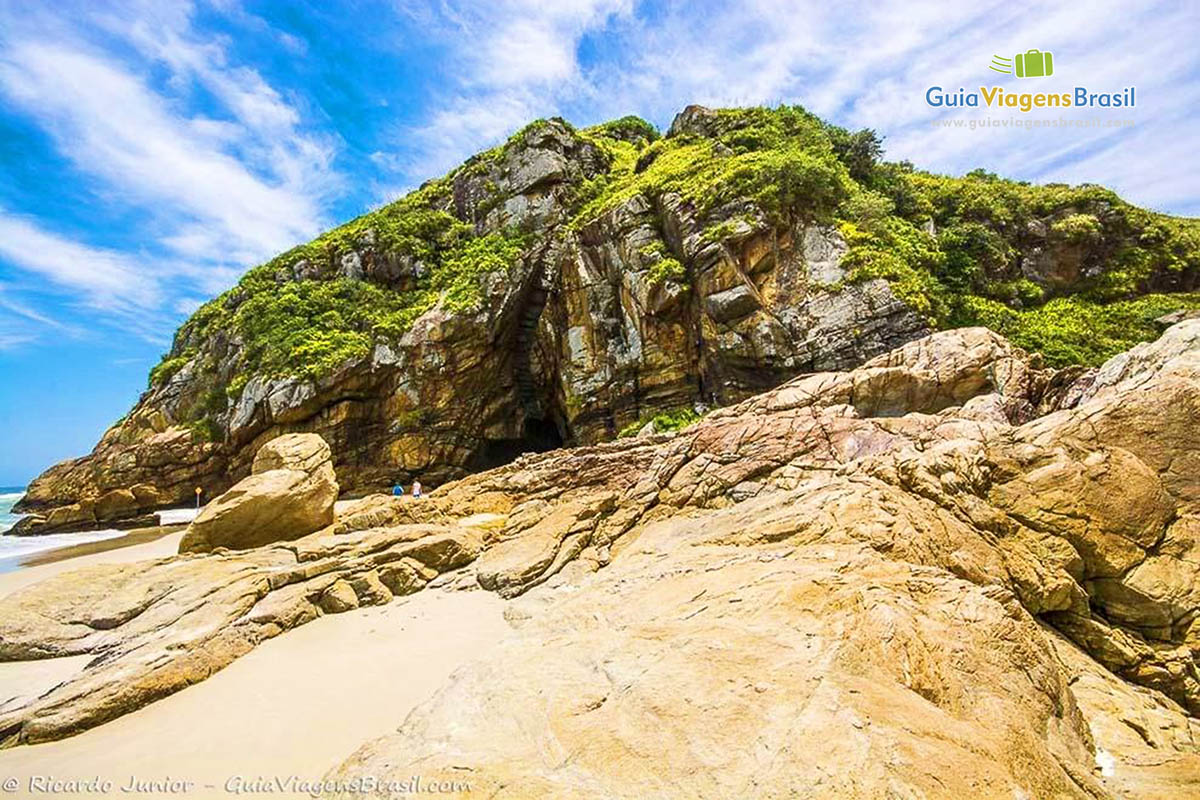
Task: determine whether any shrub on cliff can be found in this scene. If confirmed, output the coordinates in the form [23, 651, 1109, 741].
[149, 103, 1200, 409]
[156, 195, 525, 389]
[950, 292, 1200, 366]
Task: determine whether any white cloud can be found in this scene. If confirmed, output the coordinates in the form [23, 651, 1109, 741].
[0, 212, 157, 311]
[0, 41, 331, 264]
[394, 0, 1200, 216]
[0, 0, 342, 345]
[394, 0, 634, 178]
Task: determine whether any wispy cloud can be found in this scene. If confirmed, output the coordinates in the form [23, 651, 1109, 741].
[0, 212, 157, 311]
[394, 0, 634, 177]
[0, 287, 72, 331]
[0, 41, 332, 266]
[0, 0, 341, 345]
[392, 0, 1200, 216]
[0, 213, 180, 346]
[0, 283, 79, 350]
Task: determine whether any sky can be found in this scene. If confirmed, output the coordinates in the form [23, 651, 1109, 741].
[0, 0, 1196, 485]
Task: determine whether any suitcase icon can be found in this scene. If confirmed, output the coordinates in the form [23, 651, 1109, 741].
[1014, 49, 1053, 78]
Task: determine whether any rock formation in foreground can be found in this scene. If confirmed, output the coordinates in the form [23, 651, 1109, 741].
[15, 105, 1200, 530]
[1, 322, 1198, 798]
[178, 432, 338, 553]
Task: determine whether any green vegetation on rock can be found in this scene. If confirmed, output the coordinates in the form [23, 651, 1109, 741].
[234, 278, 422, 380]
[949, 293, 1200, 367]
[833, 157, 1200, 337]
[150, 103, 1200, 418]
[639, 241, 687, 285]
[569, 107, 1200, 370]
[435, 232, 528, 313]
[581, 115, 659, 146]
[618, 407, 703, 438]
[574, 106, 852, 227]
[154, 186, 526, 388]
[147, 354, 191, 388]
[648, 256, 686, 285]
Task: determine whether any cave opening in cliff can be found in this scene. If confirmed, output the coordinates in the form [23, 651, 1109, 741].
[472, 416, 565, 472]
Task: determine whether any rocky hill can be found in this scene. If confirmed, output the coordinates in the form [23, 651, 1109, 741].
[3, 321, 1199, 797]
[14, 105, 1200, 528]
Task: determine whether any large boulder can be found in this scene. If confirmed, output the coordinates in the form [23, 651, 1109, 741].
[251, 433, 338, 474]
[178, 433, 338, 553]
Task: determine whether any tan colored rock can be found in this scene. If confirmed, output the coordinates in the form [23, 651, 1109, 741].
[44, 502, 95, 529]
[378, 558, 433, 596]
[331, 506, 1104, 799]
[347, 570, 393, 606]
[6, 514, 47, 535]
[0, 523, 480, 744]
[1050, 630, 1200, 800]
[400, 529, 484, 572]
[93, 488, 138, 522]
[988, 444, 1174, 578]
[251, 432, 335, 475]
[179, 433, 338, 554]
[129, 483, 160, 511]
[2, 322, 1199, 799]
[319, 580, 359, 613]
[475, 498, 611, 597]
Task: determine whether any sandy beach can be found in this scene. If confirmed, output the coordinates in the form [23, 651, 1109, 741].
[0, 532, 510, 798]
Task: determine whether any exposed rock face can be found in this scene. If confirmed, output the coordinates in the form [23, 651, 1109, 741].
[13, 112, 936, 524]
[19, 106, 1199, 532]
[554, 203, 927, 442]
[1, 323, 1198, 797]
[178, 433, 338, 553]
[9, 485, 161, 536]
[15, 425, 221, 530]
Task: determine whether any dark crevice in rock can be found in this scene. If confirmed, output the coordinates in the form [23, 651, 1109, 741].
[471, 416, 564, 473]
[513, 266, 551, 418]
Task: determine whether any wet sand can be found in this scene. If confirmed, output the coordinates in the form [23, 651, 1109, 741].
[0, 528, 187, 600]
[18, 524, 184, 567]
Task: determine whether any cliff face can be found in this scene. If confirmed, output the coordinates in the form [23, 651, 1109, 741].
[15, 105, 1200, 524]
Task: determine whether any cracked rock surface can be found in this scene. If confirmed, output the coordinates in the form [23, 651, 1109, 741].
[3, 323, 1200, 798]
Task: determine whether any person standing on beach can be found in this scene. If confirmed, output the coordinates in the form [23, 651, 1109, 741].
[412, 480, 422, 498]
[392, 482, 404, 497]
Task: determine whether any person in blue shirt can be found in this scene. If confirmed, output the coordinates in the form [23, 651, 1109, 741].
[392, 482, 404, 497]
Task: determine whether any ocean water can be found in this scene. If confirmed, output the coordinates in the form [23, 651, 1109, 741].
[0, 486, 26, 535]
[0, 489, 201, 573]
[159, 506, 200, 525]
[0, 487, 127, 571]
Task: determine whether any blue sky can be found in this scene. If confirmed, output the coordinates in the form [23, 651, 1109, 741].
[0, 0, 1197, 484]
